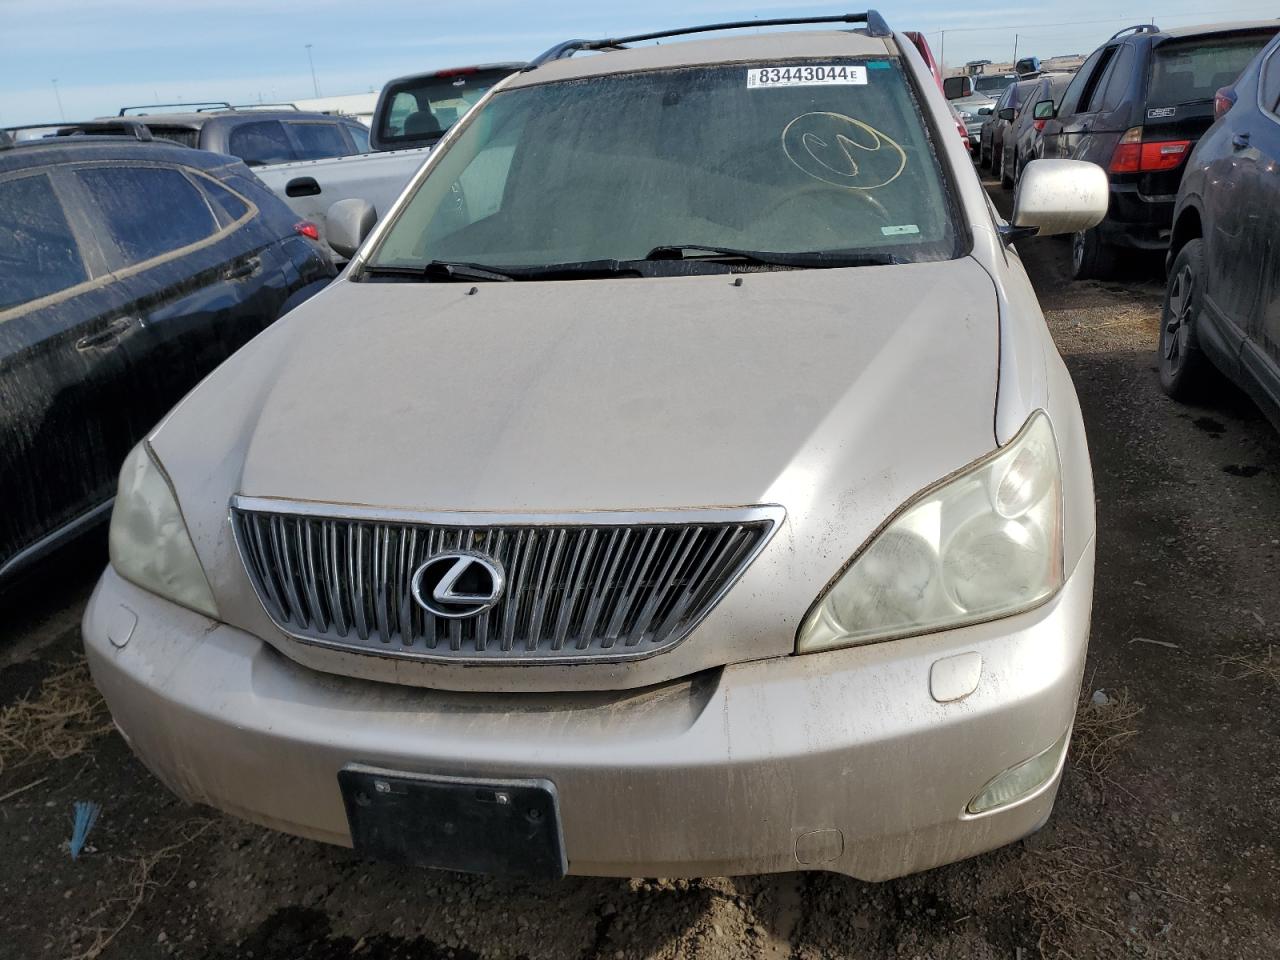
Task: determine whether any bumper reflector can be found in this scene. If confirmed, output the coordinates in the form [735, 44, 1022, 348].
[967, 728, 1070, 815]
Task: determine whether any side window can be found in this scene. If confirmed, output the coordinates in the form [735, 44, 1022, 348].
[1079, 46, 1120, 114]
[995, 86, 1013, 111]
[288, 122, 354, 161]
[76, 166, 220, 267]
[0, 173, 89, 311]
[197, 176, 251, 225]
[349, 124, 370, 153]
[1098, 44, 1136, 112]
[228, 120, 295, 166]
[1263, 47, 1280, 114]
[1059, 48, 1105, 117]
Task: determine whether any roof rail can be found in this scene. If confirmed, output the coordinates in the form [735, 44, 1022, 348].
[1108, 23, 1160, 41]
[55, 120, 155, 141]
[527, 10, 892, 68]
[119, 101, 231, 116]
[205, 102, 301, 112]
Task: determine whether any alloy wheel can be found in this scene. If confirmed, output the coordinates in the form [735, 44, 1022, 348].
[1164, 263, 1195, 368]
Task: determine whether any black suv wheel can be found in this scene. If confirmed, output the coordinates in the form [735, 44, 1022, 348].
[1159, 239, 1212, 399]
[1070, 227, 1114, 280]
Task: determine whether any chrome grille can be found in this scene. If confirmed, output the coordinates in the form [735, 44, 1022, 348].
[230, 498, 782, 663]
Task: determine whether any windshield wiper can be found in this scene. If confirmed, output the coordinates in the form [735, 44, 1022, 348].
[643, 244, 905, 268]
[365, 260, 645, 282]
[424, 261, 518, 282]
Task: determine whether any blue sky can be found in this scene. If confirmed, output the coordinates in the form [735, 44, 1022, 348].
[4, 0, 1279, 126]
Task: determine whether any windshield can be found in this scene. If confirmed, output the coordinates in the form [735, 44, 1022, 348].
[369, 59, 960, 273]
[378, 68, 516, 148]
[973, 75, 1015, 95]
[1149, 32, 1277, 105]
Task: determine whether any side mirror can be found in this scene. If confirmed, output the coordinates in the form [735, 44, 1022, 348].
[943, 76, 972, 101]
[326, 198, 377, 259]
[1011, 159, 1108, 238]
[1033, 99, 1056, 120]
[998, 107, 1016, 122]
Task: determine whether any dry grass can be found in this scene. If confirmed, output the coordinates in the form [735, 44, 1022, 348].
[69, 818, 218, 960]
[1069, 689, 1142, 781]
[0, 657, 113, 778]
[1022, 843, 1123, 957]
[1020, 691, 1160, 956]
[1221, 645, 1280, 690]
[1022, 840, 1193, 959]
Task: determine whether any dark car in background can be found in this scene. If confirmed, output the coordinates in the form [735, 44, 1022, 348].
[370, 63, 524, 152]
[0, 132, 334, 586]
[1159, 31, 1280, 428]
[107, 103, 370, 166]
[1005, 72, 1075, 185]
[982, 77, 1039, 176]
[1039, 21, 1280, 279]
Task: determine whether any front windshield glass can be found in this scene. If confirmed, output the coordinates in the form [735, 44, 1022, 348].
[369, 58, 960, 271]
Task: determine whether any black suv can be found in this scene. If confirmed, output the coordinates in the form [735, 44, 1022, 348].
[0, 130, 335, 585]
[1159, 31, 1280, 428]
[104, 103, 369, 166]
[1039, 20, 1280, 279]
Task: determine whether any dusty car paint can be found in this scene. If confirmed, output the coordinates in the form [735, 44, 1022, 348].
[0, 141, 334, 584]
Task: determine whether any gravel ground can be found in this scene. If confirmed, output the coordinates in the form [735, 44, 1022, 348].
[2, 179, 1279, 960]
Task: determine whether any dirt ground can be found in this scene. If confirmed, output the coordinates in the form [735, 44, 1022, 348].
[3, 179, 1279, 960]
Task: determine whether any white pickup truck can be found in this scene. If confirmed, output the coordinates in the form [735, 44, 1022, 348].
[256, 63, 523, 258]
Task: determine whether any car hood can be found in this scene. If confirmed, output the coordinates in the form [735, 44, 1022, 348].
[153, 258, 1002, 690]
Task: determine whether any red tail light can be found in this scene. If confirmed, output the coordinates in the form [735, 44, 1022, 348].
[294, 221, 320, 241]
[1214, 86, 1237, 120]
[1109, 127, 1191, 174]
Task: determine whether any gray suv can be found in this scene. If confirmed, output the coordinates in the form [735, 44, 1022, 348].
[108, 103, 370, 166]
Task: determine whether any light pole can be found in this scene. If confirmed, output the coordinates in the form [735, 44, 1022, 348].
[1012, 34, 1020, 68]
[51, 78, 65, 121]
[304, 44, 320, 98]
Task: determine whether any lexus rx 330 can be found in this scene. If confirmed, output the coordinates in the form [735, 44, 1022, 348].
[84, 12, 1108, 881]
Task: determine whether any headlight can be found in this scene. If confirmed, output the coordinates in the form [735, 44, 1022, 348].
[797, 412, 1062, 653]
[108, 442, 218, 619]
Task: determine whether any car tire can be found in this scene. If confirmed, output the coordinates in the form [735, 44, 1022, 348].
[1001, 149, 1016, 189]
[1070, 226, 1115, 280]
[1159, 239, 1213, 400]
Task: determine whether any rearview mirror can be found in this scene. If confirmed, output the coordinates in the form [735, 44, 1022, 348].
[327, 198, 377, 260]
[1033, 99, 1056, 120]
[1011, 159, 1108, 237]
[998, 108, 1016, 122]
[978, 106, 993, 116]
[943, 76, 972, 101]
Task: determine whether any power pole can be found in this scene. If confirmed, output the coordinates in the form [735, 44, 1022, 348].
[305, 44, 320, 98]
[1012, 34, 1019, 68]
[939, 30, 946, 71]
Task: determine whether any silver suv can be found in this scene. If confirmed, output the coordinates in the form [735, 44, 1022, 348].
[86, 11, 1107, 882]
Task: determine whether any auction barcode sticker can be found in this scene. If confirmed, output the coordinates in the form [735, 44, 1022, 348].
[747, 65, 868, 88]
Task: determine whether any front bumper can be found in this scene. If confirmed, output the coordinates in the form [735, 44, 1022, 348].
[84, 543, 1093, 881]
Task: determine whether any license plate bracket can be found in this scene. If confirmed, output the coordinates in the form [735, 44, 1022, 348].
[338, 765, 566, 879]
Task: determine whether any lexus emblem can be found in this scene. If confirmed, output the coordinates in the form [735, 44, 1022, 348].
[410, 552, 505, 619]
